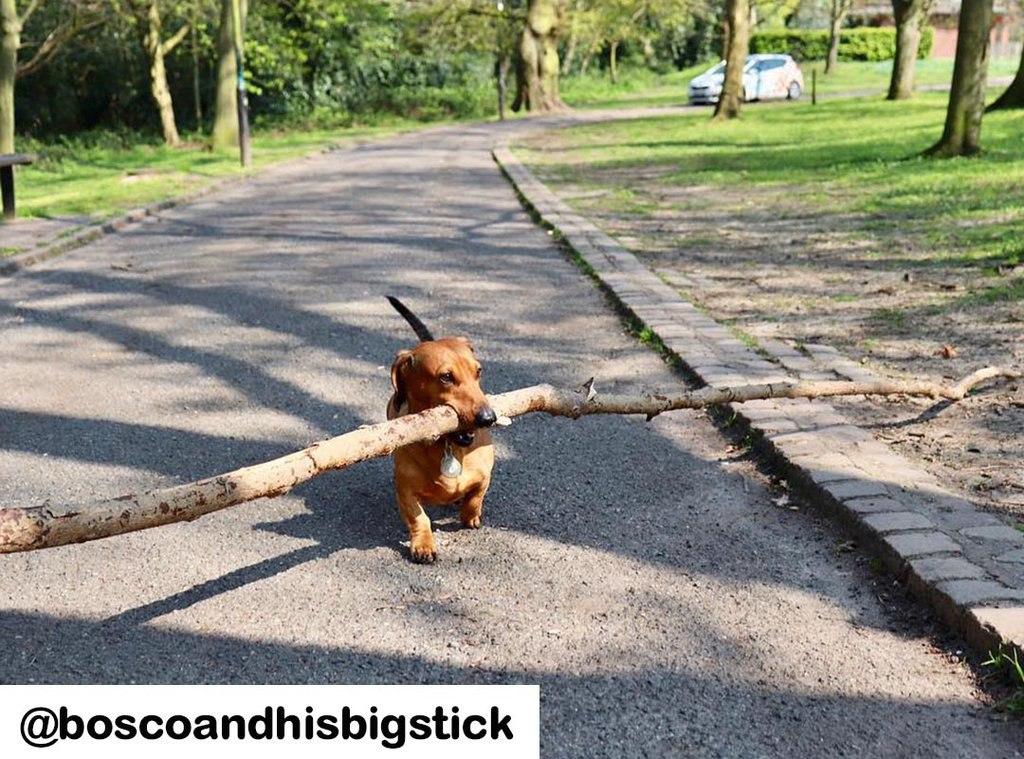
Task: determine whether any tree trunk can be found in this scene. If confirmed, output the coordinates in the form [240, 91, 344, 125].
[191, 16, 202, 127]
[512, 0, 567, 113]
[0, 0, 18, 154]
[0, 367, 1015, 554]
[144, 0, 181, 147]
[826, 4, 845, 75]
[211, 0, 241, 149]
[609, 39, 619, 83]
[714, 0, 750, 121]
[926, 0, 994, 156]
[987, 40, 1024, 110]
[888, 0, 926, 99]
[495, 54, 509, 120]
[560, 0, 581, 75]
[579, 49, 593, 75]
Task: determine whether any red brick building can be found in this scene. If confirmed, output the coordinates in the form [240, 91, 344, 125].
[851, 0, 1022, 59]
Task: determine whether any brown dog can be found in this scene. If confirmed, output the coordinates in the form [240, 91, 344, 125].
[386, 297, 496, 563]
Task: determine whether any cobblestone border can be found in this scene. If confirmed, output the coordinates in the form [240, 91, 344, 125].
[493, 143, 1024, 660]
[0, 196, 201, 276]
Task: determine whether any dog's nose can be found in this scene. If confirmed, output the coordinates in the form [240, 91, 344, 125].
[474, 406, 497, 428]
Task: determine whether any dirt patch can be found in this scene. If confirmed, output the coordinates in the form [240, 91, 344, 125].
[530, 164, 1024, 520]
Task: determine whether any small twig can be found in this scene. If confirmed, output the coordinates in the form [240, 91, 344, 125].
[0, 367, 1017, 554]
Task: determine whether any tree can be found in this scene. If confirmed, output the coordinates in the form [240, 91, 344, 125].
[595, 0, 637, 83]
[0, 0, 103, 153]
[987, 43, 1024, 111]
[926, 0, 993, 156]
[403, 0, 523, 119]
[561, 0, 584, 74]
[0, 0, 21, 153]
[211, 0, 244, 149]
[714, 0, 749, 120]
[512, 0, 567, 112]
[825, 0, 853, 75]
[888, 0, 933, 99]
[119, 0, 190, 146]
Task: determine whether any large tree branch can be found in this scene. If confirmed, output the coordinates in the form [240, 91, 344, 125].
[160, 21, 189, 54]
[0, 367, 1017, 555]
[18, 0, 42, 24]
[16, 18, 102, 78]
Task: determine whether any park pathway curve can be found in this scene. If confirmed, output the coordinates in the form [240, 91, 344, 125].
[0, 115, 1021, 757]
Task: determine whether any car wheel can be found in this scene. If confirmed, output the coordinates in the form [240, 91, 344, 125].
[787, 81, 802, 100]
[740, 88, 747, 102]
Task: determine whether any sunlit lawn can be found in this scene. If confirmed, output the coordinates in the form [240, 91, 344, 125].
[518, 91, 1024, 276]
[12, 56, 1022, 224]
[14, 123, 428, 221]
[561, 58, 1021, 109]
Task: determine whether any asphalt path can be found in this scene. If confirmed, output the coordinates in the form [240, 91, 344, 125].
[1, 115, 1021, 757]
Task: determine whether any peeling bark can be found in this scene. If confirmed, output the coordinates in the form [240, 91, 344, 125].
[0, 367, 1017, 554]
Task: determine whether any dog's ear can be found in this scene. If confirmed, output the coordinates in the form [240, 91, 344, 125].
[390, 350, 414, 408]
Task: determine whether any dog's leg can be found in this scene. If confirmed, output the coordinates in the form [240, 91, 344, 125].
[459, 483, 488, 530]
[397, 489, 437, 563]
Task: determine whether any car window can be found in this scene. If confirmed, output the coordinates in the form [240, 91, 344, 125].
[709, 62, 726, 75]
[762, 60, 786, 70]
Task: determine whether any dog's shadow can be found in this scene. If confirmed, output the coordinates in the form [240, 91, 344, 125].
[103, 461, 412, 630]
[249, 460, 472, 559]
[252, 459, 404, 556]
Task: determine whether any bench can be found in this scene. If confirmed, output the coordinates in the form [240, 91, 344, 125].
[0, 153, 35, 220]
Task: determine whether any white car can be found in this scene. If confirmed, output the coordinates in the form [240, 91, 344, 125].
[688, 54, 804, 105]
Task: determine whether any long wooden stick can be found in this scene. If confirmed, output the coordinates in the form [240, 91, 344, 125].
[0, 367, 1016, 554]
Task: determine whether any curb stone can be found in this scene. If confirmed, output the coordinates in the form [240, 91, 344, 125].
[492, 142, 1024, 659]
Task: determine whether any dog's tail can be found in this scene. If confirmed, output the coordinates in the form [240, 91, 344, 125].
[386, 296, 435, 342]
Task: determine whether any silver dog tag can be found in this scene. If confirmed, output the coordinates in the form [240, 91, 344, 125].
[441, 448, 462, 478]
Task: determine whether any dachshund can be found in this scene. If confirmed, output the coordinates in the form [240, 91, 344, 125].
[386, 296, 497, 563]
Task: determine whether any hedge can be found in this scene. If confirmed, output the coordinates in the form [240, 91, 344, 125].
[749, 27, 934, 62]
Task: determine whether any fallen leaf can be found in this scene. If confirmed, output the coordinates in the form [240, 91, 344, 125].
[938, 344, 958, 359]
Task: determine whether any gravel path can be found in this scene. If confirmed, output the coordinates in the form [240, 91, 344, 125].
[0, 117, 1020, 757]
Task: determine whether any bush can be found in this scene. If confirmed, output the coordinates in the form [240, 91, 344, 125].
[750, 27, 934, 62]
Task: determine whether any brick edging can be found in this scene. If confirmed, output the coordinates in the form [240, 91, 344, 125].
[0, 195, 208, 276]
[492, 142, 1024, 661]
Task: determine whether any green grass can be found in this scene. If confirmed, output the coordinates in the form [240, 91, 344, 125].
[13, 57, 1023, 223]
[517, 91, 1024, 278]
[983, 648, 1024, 714]
[561, 63, 710, 109]
[807, 58, 1019, 95]
[14, 121, 430, 221]
[561, 59, 1020, 110]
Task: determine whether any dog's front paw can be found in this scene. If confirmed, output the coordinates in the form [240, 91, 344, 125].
[460, 514, 481, 529]
[409, 536, 438, 564]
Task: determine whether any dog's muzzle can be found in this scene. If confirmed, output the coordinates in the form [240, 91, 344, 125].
[449, 406, 496, 448]
[475, 407, 497, 428]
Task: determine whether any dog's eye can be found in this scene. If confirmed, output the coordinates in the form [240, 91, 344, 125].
[439, 372, 455, 385]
